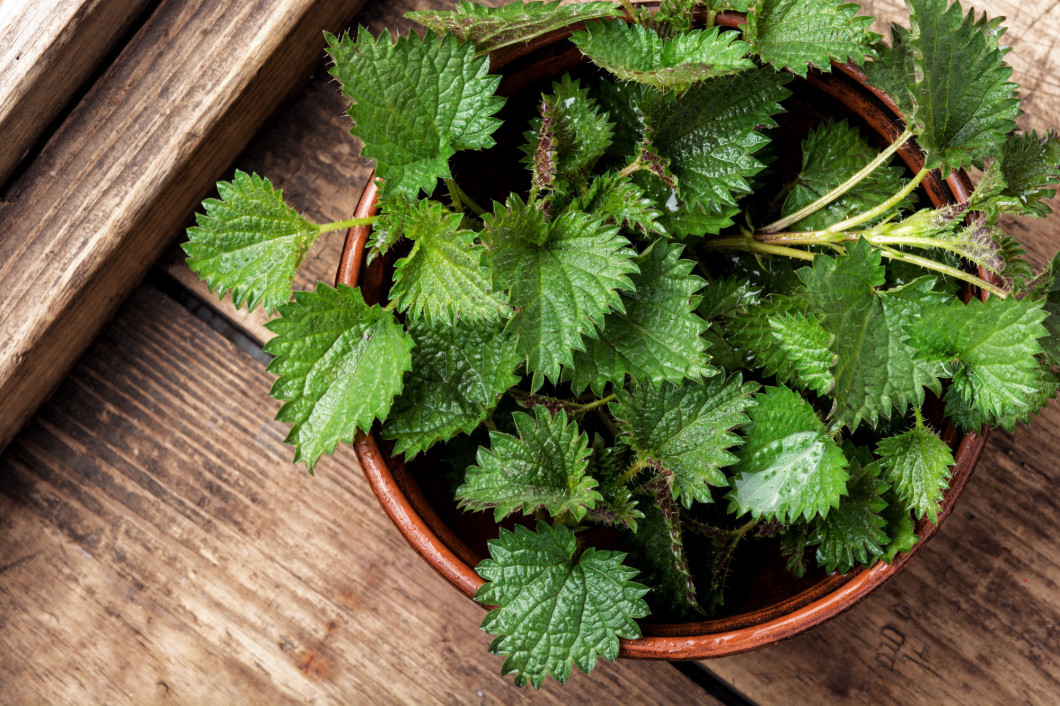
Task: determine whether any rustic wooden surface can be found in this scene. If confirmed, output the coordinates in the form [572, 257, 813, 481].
[0, 0, 153, 186]
[0, 0, 369, 454]
[3, 0, 1060, 703]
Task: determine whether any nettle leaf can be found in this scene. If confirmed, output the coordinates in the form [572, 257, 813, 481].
[768, 312, 837, 396]
[876, 423, 954, 524]
[573, 172, 665, 236]
[863, 25, 917, 117]
[612, 374, 759, 508]
[457, 407, 601, 521]
[407, 1, 622, 56]
[642, 68, 791, 231]
[727, 384, 849, 522]
[571, 20, 754, 91]
[796, 240, 949, 429]
[697, 276, 762, 321]
[634, 474, 704, 616]
[970, 131, 1060, 220]
[899, 0, 1019, 172]
[570, 241, 714, 395]
[184, 171, 320, 314]
[744, 0, 878, 76]
[389, 201, 506, 324]
[808, 446, 889, 573]
[781, 119, 913, 231]
[327, 29, 505, 199]
[265, 284, 413, 472]
[485, 196, 638, 389]
[522, 75, 613, 189]
[1042, 252, 1060, 367]
[908, 295, 1051, 429]
[879, 488, 920, 563]
[729, 294, 821, 391]
[592, 78, 646, 159]
[381, 317, 520, 459]
[369, 186, 422, 264]
[476, 522, 649, 688]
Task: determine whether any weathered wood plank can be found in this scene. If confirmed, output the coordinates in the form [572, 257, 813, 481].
[701, 0, 1060, 701]
[0, 0, 370, 454]
[0, 286, 716, 704]
[0, 0, 153, 186]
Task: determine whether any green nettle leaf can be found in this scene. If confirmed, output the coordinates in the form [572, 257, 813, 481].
[876, 423, 954, 523]
[476, 522, 649, 688]
[184, 171, 321, 314]
[744, 0, 878, 76]
[879, 488, 920, 563]
[389, 201, 506, 324]
[642, 68, 791, 232]
[484, 196, 638, 389]
[611, 374, 759, 508]
[457, 407, 601, 521]
[407, 1, 622, 56]
[368, 186, 421, 264]
[768, 312, 837, 396]
[327, 29, 505, 199]
[265, 284, 413, 472]
[808, 446, 889, 572]
[781, 119, 912, 231]
[727, 384, 849, 522]
[862, 26, 917, 119]
[522, 75, 614, 188]
[592, 78, 646, 159]
[570, 241, 714, 395]
[574, 172, 666, 236]
[697, 276, 761, 321]
[796, 240, 949, 429]
[908, 295, 1051, 429]
[381, 317, 520, 459]
[1042, 252, 1060, 367]
[901, 0, 1020, 172]
[970, 130, 1060, 220]
[633, 474, 704, 616]
[571, 20, 754, 90]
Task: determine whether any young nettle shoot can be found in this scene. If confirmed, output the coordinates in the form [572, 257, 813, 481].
[185, 0, 1060, 688]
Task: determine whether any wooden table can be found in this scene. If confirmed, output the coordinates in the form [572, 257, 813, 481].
[2, 0, 1058, 703]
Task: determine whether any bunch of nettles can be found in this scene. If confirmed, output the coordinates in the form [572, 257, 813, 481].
[184, 0, 1060, 689]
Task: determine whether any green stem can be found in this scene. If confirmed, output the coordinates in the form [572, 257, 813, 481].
[702, 236, 817, 261]
[877, 246, 1007, 299]
[576, 394, 616, 412]
[508, 389, 616, 414]
[913, 405, 925, 428]
[445, 178, 463, 212]
[616, 158, 643, 179]
[760, 126, 915, 234]
[825, 168, 929, 232]
[616, 459, 649, 486]
[453, 183, 486, 217]
[595, 407, 620, 439]
[382, 299, 398, 313]
[317, 216, 378, 233]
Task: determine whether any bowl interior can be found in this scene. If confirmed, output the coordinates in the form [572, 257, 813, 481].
[340, 15, 986, 658]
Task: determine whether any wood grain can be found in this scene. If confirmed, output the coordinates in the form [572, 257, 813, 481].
[0, 286, 716, 704]
[0, 0, 370, 455]
[0, 0, 153, 186]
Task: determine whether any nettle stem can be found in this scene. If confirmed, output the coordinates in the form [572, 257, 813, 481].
[825, 168, 929, 232]
[760, 126, 915, 234]
[616, 458, 649, 486]
[317, 215, 377, 233]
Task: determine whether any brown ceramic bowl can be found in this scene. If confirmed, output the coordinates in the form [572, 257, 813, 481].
[336, 9, 988, 659]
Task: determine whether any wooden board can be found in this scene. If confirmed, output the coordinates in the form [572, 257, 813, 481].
[0, 0, 153, 186]
[0, 286, 715, 704]
[0, 0, 370, 454]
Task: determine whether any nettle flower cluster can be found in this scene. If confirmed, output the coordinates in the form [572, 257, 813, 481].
[185, 0, 1060, 688]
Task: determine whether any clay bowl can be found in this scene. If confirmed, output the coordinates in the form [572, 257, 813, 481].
[336, 10, 988, 659]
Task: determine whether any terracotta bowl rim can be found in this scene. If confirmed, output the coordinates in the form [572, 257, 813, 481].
[336, 11, 989, 660]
